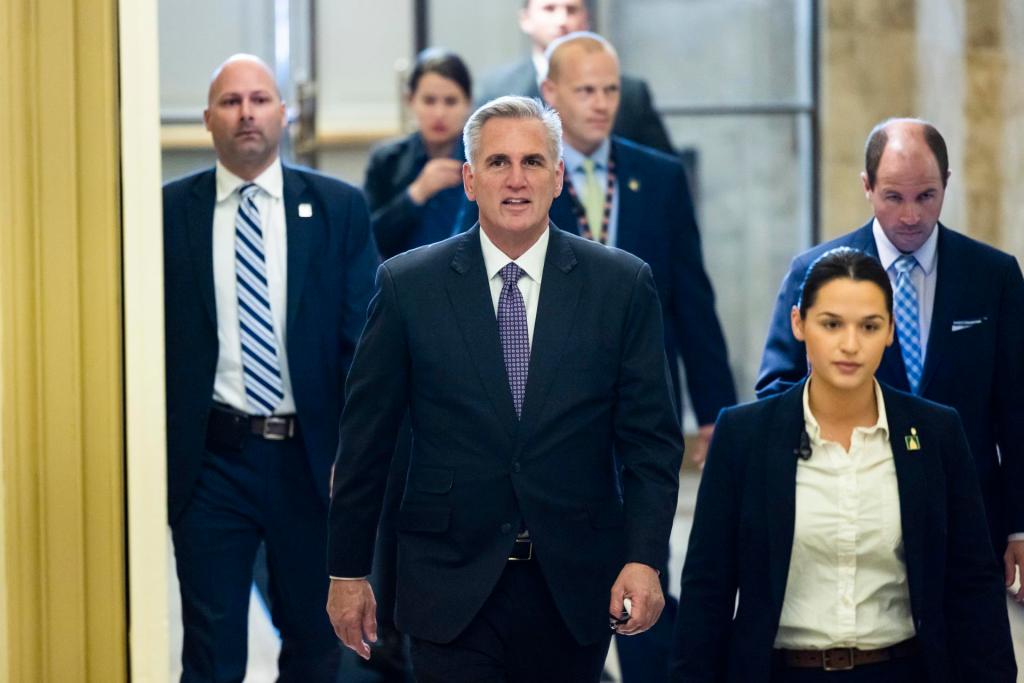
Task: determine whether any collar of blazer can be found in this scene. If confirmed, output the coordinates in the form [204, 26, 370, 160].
[185, 163, 318, 334]
[446, 224, 581, 442]
[764, 380, 927, 621]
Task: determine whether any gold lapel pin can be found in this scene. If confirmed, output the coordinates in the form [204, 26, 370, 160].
[628, 178, 640, 192]
[905, 427, 921, 451]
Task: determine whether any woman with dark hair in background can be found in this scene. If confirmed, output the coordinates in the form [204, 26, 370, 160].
[671, 248, 1015, 682]
[364, 47, 476, 259]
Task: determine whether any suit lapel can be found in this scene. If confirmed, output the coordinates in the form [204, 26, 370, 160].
[882, 385, 927, 620]
[917, 225, 958, 395]
[446, 227, 519, 438]
[186, 171, 217, 327]
[283, 166, 317, 332]
[517, 229, 581, 441]
[611, 140, 643, 254]
[765, 384, 804, 615]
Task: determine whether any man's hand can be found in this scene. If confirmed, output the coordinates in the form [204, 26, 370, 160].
[1004, 540, 1024, 603]
[689, 424, 715, 469]
[326, 578, 378, 660]
[608, 562, 664, 636]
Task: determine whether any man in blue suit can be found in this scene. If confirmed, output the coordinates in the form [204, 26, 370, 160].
[163, 54, 377, 681]
[757, 118, 1024, 595]
[541, 32, 736, 683]
[326, 96, 683, 683]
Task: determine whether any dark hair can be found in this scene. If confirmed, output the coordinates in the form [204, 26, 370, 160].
[864, 118, 948, 189]
[798, 247, 893, 318]
[407, 48, 472, 100]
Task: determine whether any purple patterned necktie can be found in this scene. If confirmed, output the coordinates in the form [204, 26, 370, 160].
[498, 262, 530, 418]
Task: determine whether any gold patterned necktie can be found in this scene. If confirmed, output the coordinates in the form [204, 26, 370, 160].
[580, 158, 604, 240]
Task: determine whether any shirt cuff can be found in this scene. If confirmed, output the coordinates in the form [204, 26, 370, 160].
[329, 575, 369, 581]
[1007, 533, 1024, 542]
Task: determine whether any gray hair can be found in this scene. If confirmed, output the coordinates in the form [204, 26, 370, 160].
[462, 96, 563, 168]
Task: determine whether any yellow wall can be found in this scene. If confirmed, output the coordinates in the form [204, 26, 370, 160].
[0, 0, 126, 680]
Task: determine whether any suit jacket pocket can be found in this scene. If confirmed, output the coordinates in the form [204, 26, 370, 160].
[396, 506, 451, 533]
[410, 466, 455, 494]
[587, 502, 625, 529]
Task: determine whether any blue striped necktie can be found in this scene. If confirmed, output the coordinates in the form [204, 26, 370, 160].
[235, 183, 284, 415]
[893, 254, 923, 394]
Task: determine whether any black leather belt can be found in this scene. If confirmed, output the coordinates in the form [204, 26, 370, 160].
[206, 403, 299, 452]
[508, 539, 533, 561]
[777, 638, 918, 671]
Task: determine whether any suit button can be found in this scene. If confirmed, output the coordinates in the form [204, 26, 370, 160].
[500, 522, 512, 534]
[512, 462, 521, 473]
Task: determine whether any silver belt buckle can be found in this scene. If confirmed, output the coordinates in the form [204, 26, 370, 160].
[261, 416, 293, 440]
[823, 648, 855, 671]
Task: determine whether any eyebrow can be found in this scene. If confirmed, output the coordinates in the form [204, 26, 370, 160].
[815, 311, 887, 321]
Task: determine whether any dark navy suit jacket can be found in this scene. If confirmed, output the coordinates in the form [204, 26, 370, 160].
[476, 58, 674, 154]
[363, 132, 478, 260]
[327, 226, 683, 646]
[671, 382, 1016, 682]
[163, 164, 378, 522]
[756, 222, 1024, 554]
[549, 137, 736, 426]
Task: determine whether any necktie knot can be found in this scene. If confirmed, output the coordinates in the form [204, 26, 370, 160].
[894, 254, 917, 275]
[240, 183, 259, 201]
[581, 158, 596, 176]
[499, 262, 525, 287]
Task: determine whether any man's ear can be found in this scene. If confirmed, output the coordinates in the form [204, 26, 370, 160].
[860, 170, 871, 198]
[462, 162, 476, 201]
[540, 79, 556, 107]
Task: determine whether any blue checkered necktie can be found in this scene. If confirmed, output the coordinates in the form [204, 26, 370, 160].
[498, 263, 530, 418]
[893, 254, 923, 394]
[235, 183, 285, 415]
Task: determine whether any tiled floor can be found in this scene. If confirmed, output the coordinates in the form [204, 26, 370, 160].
[167, 470, 1024, 682]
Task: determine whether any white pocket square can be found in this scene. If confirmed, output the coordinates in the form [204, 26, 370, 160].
[951, 318, 985, 332]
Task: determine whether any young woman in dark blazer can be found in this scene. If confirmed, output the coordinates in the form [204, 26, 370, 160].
[671, 248, 1015, 682]
[363, 48, 477, 259]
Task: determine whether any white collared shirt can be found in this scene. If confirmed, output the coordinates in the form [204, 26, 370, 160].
[212, 159, 296, 414]
[774, 379, 916, 650]
[479, 226, 550, 347]
[872, 219, 939, 360]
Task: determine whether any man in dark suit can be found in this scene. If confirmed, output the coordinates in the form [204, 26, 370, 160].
[476, 0, 674, 154]
[757, 118, 1024, 596]
[326, 96, 683, 682]
[163, 54, 377, 681]
[541, 32, 735, 682]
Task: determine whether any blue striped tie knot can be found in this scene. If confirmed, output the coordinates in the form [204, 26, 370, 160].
[893, 254, 923, 394]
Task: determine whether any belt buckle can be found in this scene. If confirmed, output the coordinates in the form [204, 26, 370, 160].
[822, 648, 855, 672]
[508, 539, 533, 561]
[261, 416, 293, 440]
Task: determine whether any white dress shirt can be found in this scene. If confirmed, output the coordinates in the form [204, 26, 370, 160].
[774, 379, 916, 650]
[479, 225, 550, 347]
[872, 219, 938, 362]
[211, 159, 296, 415]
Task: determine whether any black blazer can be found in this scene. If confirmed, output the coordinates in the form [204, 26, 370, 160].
[756, 222, 1024, 554]
[476, 58, 674, 154]
[327, 226, 683, 646]
[549, 137, 735, 425]
[363, 132, 478, 260]
[163, 164, 379, 522]
[670, 382, 1016, 682]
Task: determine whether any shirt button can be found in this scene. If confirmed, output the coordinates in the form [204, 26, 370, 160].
[512, 462, 521, 473]
[500, 522, 513, 534]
